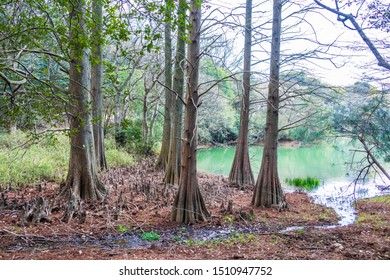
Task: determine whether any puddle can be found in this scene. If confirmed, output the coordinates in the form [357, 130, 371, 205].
[6, 224, 282, 252]
[98, 223, 277, 249]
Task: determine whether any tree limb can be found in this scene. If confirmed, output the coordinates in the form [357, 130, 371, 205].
[314, 0, 390, 71]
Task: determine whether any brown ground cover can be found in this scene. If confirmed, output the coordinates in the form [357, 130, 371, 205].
[0, 158, 389, 260]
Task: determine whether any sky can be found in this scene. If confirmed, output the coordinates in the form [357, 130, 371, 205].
[204, 0, 389, 87]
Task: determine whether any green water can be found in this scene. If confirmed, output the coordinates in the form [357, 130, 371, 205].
[198, 140, 390, 225]
[197, 141, 356, 182]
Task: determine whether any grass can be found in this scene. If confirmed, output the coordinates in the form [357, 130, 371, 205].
[285, 176, 321, 190]
[141, 231, 160, 241]
[354, 195, 390, 228]
[0, 131, 133, 188]
[355, 213, 387, 228]
[117, 225, 131, 233]
[362, 195, 390, 205]
[182, 232, 255, 248]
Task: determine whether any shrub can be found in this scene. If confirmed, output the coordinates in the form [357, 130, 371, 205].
[115, 119, 155, 156]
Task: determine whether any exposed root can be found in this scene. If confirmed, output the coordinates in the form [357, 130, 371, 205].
[19, 196, 52, 224]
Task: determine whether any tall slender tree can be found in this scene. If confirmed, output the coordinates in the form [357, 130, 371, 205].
[252, 0, 284, 207]
[156, 0, 174, 169]
[229, 0, 254, 189]
[60, 0, 108, 217]
[91, 0, 107, 170]
[171, 0, 210, 224]
[165, 0, 187, 185]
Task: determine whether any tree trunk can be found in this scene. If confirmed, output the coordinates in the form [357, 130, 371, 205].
[148, 96, 160, 144]
[113, 47, 121, 138]
[252, 0, 284, 207]
[165, 0, 186, 185]
[156, 0, 173, 170]
[91, 0, 107, 170]
[61, 0, 108, 216]
[114, 91, 121, 137]
[142, 78, 149, 146]
[7, 120, 16, 134]
[172, 0, 209, 224]
[229, 0, 254, 188]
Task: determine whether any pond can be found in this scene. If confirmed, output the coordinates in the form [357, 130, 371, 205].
[197, 141, 354, 181]
[197, 140, 390, 226]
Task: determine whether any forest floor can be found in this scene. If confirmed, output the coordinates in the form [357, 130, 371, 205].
[0, 158, 389, 260]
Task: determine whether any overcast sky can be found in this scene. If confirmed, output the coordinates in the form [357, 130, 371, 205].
[204, 0, 389, 86]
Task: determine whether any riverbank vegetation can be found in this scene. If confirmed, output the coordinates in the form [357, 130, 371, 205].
[285, 177, 321, 191]
[0, 131, 133, 187]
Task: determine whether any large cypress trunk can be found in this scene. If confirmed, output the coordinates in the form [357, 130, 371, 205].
[229, 0, 254, 188]
[171, 0, 209, 224]
[165, 0, 186, 185]
[252, 0, 284, 207]
[91, 0, 107, 170]
[60, 0, 108, 218]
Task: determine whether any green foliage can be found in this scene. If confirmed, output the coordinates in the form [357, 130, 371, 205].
[196, 58, 239, 145]
[224, 232, 256, 246]
[141, 231, 160, 241]
[333, 93, 390, 164]
[0, 131, 69, 187]
[202, 59, 235, 100]
[118, 225, 131, 233]
[355, 212, 387, 228]
[198, 90, 238, 145]
[288, 124, 328, 143]
[285, 176, 321, 190]
[116, 119, 143, 145]
[0, 131, 133, 187]
[172, 234, 181, 242]
[115, 119, 154, 156]
[105, 147, 134, 167]
[223, 215, 234, 225]
[275, 71, 336, 143]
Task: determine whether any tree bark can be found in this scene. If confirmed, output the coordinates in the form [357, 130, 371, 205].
[229, 0, 254, 189]
[142, 77, 149, 146]
[113, 46, 121, 137]
[7, 120, 16, 134]
[61, 0, 108, 215]
[252, 0, 284, 207]
[165, 0, 186, 185]
[91, 0, 107, 170]
[172, 0, 209, 224]
[156, 0, 174, 170]
[148, 96, 160, 143]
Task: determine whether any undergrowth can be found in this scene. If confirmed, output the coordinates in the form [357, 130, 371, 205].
[0, 131, 133, 187]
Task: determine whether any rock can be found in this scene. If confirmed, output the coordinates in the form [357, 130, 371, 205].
[330, 243, 344, 252]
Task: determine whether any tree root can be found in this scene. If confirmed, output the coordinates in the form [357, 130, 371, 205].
[19, 196, 52, 224]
